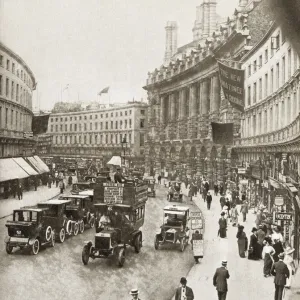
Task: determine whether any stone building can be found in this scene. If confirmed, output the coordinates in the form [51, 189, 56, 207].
[46, 101, 148, 169]
[0, 41, 36, 157]
[144, 0, 272, 183]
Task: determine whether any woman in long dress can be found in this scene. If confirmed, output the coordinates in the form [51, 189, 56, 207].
[284, 246, 296, 288]
[248, 227, 260, 260]
[236, 225, 248, 258]
[231, 204, 239, 226]
[262, 237, 275, 277]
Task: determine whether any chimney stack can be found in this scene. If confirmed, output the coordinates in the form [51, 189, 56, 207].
[193, 5, 203, 41]
[164, 21, 178, 64]
[202, 0, 217, 38]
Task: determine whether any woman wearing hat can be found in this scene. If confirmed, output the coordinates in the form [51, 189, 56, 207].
[262, 237, 275, 277]
[248, 227, 260, 260]
[236, 225, 248, 258]
[284, 246, 295, 288]
[218, 212, 227, 238]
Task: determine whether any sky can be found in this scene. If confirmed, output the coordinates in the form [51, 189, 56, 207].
[0, 0, 239, 111]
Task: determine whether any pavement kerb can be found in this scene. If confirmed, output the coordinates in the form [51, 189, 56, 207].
[0, 189, 63, 220]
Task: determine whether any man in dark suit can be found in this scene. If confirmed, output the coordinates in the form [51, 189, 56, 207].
[114, 168, 125, 183]
[271, 252, 290, 300]
[206, 192, 212, 210]
[213, 260, 230, 300]
[175, 277, 194, 300]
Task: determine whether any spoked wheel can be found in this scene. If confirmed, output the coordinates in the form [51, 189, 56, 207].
[134, 234, 142, 253]
[6, 243, 13, 254]
[45, 226, 52, 242]
[154, 236, 159, 250]
[31, 239, 40, 255]
[73, 222, 79, 236]
[180, 238, 186, 252]
[79, 220, 85, 234]
[82, 245, 90, 265]
[59, 228, 66, 243]
[116, 247, 126, 267]
[50, 230, 55, 247]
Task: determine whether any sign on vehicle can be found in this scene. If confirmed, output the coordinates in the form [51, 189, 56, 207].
[275, 212, 292, 221]
[103, 183, 123, 204]
[190, 211, 203, 229]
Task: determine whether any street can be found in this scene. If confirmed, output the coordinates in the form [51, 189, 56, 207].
[0, 185, 199, 300]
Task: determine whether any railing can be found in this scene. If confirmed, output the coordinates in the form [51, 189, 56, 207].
[236, 113, 300, 147]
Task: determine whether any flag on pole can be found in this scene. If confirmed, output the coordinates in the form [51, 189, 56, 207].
[98, 86, 110, 95]
[211, 122, 234, 145]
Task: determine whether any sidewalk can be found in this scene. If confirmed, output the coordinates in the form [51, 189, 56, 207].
[0, 185, 63, 219]
[172, 184, 294, 300]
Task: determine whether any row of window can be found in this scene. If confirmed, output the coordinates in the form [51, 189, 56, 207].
[247, 48, 297, 106]
[0, 105, 31, 132]
[0, 54, 33, 89]
[51, 109, 145, 123]
[246, 32, 285, 77]
[53, 132, 145, 147]
[0, 75, 32, 108]
[49, 118, 145, 132]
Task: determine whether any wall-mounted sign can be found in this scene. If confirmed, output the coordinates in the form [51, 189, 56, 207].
[238, 168, 246, 174]
[275, 196, 284, 206]
[275, 212, 292, 221]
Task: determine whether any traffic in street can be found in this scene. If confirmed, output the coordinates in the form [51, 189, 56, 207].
[0, 184, 199, 300]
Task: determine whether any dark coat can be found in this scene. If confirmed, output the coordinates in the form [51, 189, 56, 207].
[220, 196, 226, 205]
[248, 234, 260, 260]
[175, 286, 194, 300]
[213, 267, 230, 292]
[206, 195, 212, 202]
[204, 182, 209, 191]
[271, 260, 290, 286]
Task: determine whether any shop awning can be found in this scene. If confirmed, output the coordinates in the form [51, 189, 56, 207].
[0, 158, 30, 182]
[286, 183, 298, 193]
[12, 157, 38, 176]
[33, 156, 50, 173]
[107, 156, 122, 166]
[26, 157, 45, 174]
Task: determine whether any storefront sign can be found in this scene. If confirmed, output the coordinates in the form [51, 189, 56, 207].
[275, 196, 284, 206]
[275, 212, 292, 221]
[238, 168, 246, 174]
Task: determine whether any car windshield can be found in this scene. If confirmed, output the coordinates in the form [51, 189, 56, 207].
[14, 211, 38, 222]
[164, 211, 185, 225]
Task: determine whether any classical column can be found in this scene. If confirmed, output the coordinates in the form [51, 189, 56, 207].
[212, 75, 220, 112]
[190, 84, 197, 117]
[197, 81, 202, 115]
[202, 79, 209, 114]
[170, 93, 176, 121]
[180, 88, 187, 119]
[160, 96, 165, 124]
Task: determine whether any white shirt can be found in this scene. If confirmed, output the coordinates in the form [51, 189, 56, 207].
[181, 287, 186, 300]
[271, 232, 283, 243]
[100, 215, 111, 224]
[262, 245, 275, 259]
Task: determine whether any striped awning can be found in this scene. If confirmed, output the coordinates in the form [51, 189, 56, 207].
[0, 158, 29, 182]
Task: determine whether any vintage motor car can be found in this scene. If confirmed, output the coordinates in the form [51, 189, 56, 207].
[154, 205, 190, 252]
[59, 194, 95, 232]
[167, 181, 183, 202]
[81, 182, 147, 267]
[71, 181, 95, 195]
[144, 177, 156, 197]
[4, 208, 55, 255]
[37, 199, 80, 242]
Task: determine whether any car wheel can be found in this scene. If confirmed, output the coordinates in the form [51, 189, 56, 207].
[116, 247, 125, 267]
[45, 226, 52, 242]
[89, 217, 95, 228]
[73, 222, 79, 236]
[31, 239, 40, 255]
[154, 236, 159, 250]
[180, 238, 186, 252]
[59, 228, 65, 243]
[134, 234, 142, 253]
[79, 220, 85, 234]
[82, 245, 90, 265]
[6, 243, 13, 254]
[50, 230, 55, 247]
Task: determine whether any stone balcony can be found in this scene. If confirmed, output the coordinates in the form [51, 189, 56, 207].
[235, 113, 300, 147]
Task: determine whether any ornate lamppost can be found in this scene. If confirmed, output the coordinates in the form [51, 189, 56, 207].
[121, 135, 127, 168]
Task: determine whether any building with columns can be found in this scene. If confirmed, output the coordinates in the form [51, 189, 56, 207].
[0, 41, 36, 157]
[235, 20, 300, 263]
[144, 0, 270, 182]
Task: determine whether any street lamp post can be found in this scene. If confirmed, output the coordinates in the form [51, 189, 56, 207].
[121, 135, 127, 167]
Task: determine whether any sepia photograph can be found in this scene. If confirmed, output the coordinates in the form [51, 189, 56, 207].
[0, 0, 300, 299]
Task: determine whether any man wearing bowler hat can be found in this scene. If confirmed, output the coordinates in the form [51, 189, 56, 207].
[213, 260, 230, 300]
[175, 277, 194, 300]
[130, 288, 141, 300]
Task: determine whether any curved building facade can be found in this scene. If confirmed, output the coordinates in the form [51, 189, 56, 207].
[0, 42, 36, 157]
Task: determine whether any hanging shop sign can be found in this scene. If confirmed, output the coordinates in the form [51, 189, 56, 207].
[238, 168, 246, 174]
[275, 212, 292, 221]
[275, 196, 284, 206]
